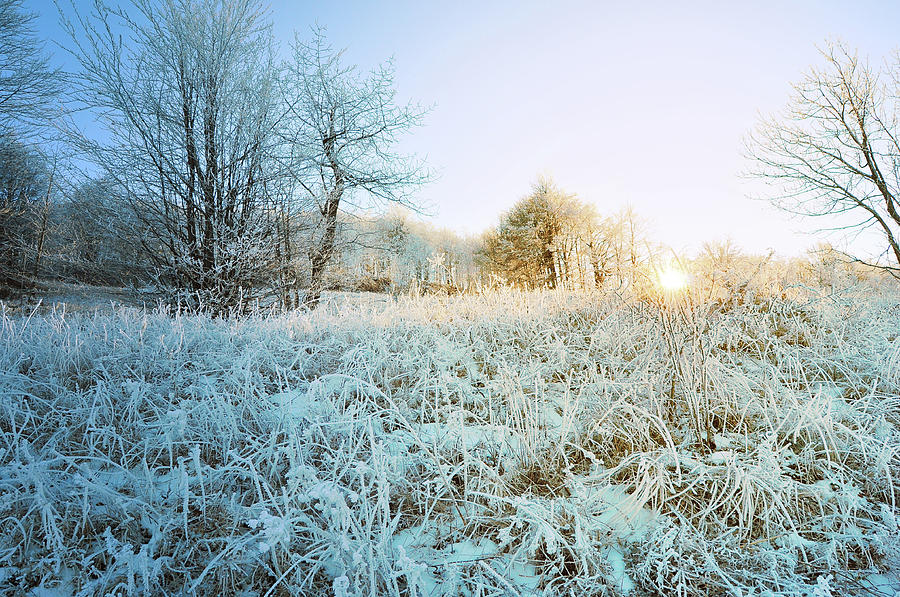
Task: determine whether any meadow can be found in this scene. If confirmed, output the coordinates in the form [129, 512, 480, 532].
[1, 280, 899, 596]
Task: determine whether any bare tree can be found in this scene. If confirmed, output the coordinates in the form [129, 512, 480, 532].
[748, 42, 900, 277]
[62, 0, 286, 311]
[585, 222, 611, 288]
[0, 0, 62, 133]
[604, 206, 650, 287]
[0, 0, 63, 293]
[281, 31, 430, 308]
[0, 131, 49, 289]
[50, 174, 145, 284]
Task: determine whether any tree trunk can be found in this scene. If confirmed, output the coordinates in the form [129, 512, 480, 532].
[305, 124, 346, 308]
[306, 188, 342, 308]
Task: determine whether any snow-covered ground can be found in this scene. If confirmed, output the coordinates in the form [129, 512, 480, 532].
[1, 286, 899, 595]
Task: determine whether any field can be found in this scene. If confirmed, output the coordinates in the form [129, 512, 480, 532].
[1, 284, 899, 596]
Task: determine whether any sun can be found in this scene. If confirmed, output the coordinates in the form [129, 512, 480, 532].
[658, 267, 688, 291]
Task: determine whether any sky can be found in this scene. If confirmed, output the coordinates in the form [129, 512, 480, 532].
[29, 0, 900, 259]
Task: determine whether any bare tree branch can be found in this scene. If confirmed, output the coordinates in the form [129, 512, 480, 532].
[747, 41, 900, 272]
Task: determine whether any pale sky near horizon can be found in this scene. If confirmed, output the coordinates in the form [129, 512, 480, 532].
[30, 0, 900, 259]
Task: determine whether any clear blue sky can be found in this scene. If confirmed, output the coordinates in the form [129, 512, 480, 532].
[30, 0, 900, 258]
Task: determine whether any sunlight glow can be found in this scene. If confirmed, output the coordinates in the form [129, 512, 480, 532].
[658, 268, 688, 291]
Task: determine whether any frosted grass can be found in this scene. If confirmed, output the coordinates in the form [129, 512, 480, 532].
[0, 285, 898, 595]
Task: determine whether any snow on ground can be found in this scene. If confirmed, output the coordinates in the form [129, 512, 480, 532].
[0, 285, 899, 595]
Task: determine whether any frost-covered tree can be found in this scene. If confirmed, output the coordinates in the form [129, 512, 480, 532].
[0, 132, 52, 290]
[0, 0, 62, 292]
[479, 178, 602, 289]
[0, 0, 62, 133]
[604, 206, 652, 287]
[52, 175, 145, 284]
[63, 0, 285, 311]
[749, 41, 900, 277]
[281, 30, 430, 307]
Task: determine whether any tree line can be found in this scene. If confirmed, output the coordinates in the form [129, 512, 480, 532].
[3, 0, 899, 310]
